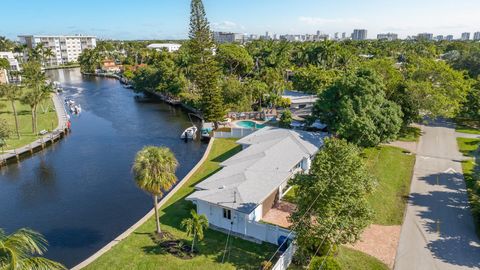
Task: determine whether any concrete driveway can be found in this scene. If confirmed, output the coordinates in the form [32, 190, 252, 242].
[395, 119, 480, 270]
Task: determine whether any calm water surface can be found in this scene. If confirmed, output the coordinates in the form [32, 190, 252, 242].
[0, 68, 206, 267]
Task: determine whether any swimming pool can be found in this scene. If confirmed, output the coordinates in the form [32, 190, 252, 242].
[236, 120, 266, 129]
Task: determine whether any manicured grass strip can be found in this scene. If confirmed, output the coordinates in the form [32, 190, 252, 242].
[397, 126, 422, 142]
[457, 137, 480, 237]
[0, 97, 58, 151]
[456, 118, 480, 135]
[85, 138, 277, 270]
[336, 246, 389, 270]
[363, 146, 416, 225]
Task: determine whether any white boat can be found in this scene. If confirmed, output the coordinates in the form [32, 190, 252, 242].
[180, 126, 198, 140]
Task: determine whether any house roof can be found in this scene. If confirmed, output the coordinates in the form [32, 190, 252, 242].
[187, 127, 324, 214]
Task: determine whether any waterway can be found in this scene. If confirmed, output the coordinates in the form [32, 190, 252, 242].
[0, 68, 207, 267]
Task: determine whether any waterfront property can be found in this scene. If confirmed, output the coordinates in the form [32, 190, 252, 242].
[187, 127, 324, 244]
[0, 51, 21, 84]
[18, 35, 96, 66]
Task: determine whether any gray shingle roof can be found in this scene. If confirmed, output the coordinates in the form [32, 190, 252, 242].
[187, 127, 324, 214]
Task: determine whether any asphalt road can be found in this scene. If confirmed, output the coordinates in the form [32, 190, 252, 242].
[395, 119, 480, 270]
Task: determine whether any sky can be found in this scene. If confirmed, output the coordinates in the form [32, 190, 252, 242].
[2, 0, 480, 40]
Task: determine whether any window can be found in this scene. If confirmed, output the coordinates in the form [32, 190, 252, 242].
[223, 208, 231, 220]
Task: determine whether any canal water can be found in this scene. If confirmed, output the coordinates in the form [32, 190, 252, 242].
[0, 68, 207, 267]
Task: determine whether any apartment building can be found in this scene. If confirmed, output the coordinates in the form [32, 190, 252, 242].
[474, 32, 480, 41]
[417, 33, 434, 41]
[213, 32, 244, 43]
[146, 43, 182, 52]
[0, 52, 22, 84]
[377, 33, 398, 41]
[351, 29, 368, 40]
[461, 32, 471, 41]
[18, 35, 97, 66]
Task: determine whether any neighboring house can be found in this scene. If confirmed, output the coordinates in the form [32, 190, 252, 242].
[282, 90, 318, 118]
[187, 127, 324, 244]
[0, 52, 22, 84]
[101, 59, 122, 73]
[146, 43, 181, 52]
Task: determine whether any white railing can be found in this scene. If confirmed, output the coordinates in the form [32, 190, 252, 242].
[213, 128, 257, 138]
[272, 243, 297, 270]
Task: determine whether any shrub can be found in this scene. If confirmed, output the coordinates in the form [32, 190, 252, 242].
[309, 256, 341, 270]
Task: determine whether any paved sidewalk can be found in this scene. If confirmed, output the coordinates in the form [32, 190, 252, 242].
[395, 119, 480, 270]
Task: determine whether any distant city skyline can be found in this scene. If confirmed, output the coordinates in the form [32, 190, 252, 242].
[2, 0, 480, 40]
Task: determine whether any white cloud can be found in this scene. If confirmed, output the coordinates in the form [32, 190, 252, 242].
[211, 20, 245, 31]
[298, 16, 363, 26]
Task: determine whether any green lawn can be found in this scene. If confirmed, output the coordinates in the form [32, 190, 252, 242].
[457, 137, 480, 236]
[336, 247, 389, 270]
[397, 126, 422, 142]
[288, 247, 389, 270]
[0, 97, 58, 151]
[456, 118, 480, 135]
[364, 146, 416, 225]
[85, 138, 277, 270]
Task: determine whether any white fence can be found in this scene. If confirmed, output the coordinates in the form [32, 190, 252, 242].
[244, 220, 293, 245]
[272, 243, 296, 270]
[213, 128, 257, 138]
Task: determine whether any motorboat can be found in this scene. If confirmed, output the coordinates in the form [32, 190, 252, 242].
[180, 126, 198, 140]
[201, 122, 214, 139]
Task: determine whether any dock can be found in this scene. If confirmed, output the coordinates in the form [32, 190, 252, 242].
[0, 93, 69, 167]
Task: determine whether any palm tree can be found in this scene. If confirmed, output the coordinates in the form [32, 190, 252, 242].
[0, 228, 66, 270]
[42, 48, 55, 67]
[133, 146, 178, 235]
[181, 210, 209, 252]
[0, 84, 22, 139]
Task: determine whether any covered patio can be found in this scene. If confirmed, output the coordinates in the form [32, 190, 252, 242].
[261, 201, 296, 228]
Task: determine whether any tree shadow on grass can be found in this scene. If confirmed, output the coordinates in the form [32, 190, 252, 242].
[211, 145, 242, 163]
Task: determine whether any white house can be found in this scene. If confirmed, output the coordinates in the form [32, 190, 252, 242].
[0, 52, 21, 84]
[282, 90, 318, 118]
[146, 43, 181, 52]
[187, 127, 324, 244]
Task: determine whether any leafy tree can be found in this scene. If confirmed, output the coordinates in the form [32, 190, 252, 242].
[291, 138, 375, 256]
[309, 256, 341, 270]
[216, 43, 254, 78]
[221, 76, 250, 112]
[188, 0, 224, 123]
[405, 57, 472, 118]
[244, 78, 268, 110]
[132, 65, 159, 90]
[361, 58, 403, 98]
[389, 83, 421, 126]
[0, 228, 66, 269]
[0, 118, 9, 148]
[460, 86, 480, 120]
[0, 58, 9, 70]
[78, 48, 102, 73]
[133, 146, 178, 235]
[20, 61, 52, 134]
[279, 109, 293, 128]
[0, 84, 22, 138]
[313, 69, 403, 147]
[292, 65, 338, 94]
[0, 37, 15, 51]
[181, 209, 209, 252]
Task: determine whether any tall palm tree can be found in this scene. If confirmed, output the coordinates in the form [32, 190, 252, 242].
[0, 228, 66, 270]
[0, 84, 23, 139]
[181, 210, 209, 252]
[42, 48, 55, 67]
[133, 146, 178, 235]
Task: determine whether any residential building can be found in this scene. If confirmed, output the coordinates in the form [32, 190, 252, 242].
[213, 32, 244, 43]
[146, 43, 181, 52]
[18, 35, 96, 66]
[416, 33, 434, 41]
[461, 32, 471, 41]
[187, 127, 324, 244]
[101, 59, 122, 73]
[282, 90, 318, 117]
[351, 29, 368, 40]
[435, 35, 444, 41]
[446, 35, 454, 41]
[342, 32, 347, 39]
[377, 33, 398, 41]
[474, 32, 480, 41]
[0, 51, 22, 84]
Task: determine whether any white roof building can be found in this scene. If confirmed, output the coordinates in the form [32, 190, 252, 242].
[146, 43, 181, 52]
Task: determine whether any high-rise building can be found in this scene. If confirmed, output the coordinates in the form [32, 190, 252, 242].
[351, 29, 367, 40]
[435, 35, 444, 41]
[342, 32, 347, 39]
[213, 32, 244, 43]
[377, 33, 398, 41]
[416, 33, 434, 41]
[446, 35, 454, 41]
[18, 35, 96, 67]
[474, 32, 480, 41]
[461, 32, 471, 41]
[334, 32, 339, 40]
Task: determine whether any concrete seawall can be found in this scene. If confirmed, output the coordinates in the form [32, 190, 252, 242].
[71, 138, 215, 270]
[0, 93, 69, 167]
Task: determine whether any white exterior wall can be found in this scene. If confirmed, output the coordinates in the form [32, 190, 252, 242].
[19, 35, 96, 66]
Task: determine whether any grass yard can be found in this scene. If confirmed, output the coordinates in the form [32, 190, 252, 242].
[0, 97, 58, 151]
[397, 126, 422, 142]
[335, 246, 389, 270]
[84, 138, 277, 270]
[363, 146, 416, 225]
[457, 137, 480, 236]
[456, 118, 480, 135]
